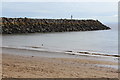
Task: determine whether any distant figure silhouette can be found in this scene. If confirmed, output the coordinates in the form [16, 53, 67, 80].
[71, 15, 73, 19]
[42, 44, 43, 46]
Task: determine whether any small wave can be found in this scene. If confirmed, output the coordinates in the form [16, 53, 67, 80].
[65, 50, 120, 58]
[2, 46, 64, 53]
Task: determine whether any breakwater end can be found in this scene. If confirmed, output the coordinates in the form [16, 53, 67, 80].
[1, 17, 111, 34]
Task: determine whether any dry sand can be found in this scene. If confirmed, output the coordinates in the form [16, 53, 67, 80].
[2, 53, 118, 78]
[0, 53, 2, 79]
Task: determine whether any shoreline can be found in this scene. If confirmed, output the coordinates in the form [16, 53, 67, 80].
[2, 46, 119, 59]
[2, 53, 118, 78]
[2, 46, 119, 64]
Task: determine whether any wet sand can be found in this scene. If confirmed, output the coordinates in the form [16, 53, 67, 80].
[2, 53, 118, 78]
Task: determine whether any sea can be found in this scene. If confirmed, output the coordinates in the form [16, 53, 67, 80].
[2, 23, 118, 55]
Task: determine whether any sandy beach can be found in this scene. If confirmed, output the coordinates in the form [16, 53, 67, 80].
[0, 53, 2, 79]
[2, 53, 118, 78]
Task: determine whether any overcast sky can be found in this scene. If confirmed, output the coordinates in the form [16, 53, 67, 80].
[2, 2, 118, 23]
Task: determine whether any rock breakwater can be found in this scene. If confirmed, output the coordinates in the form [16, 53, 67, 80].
[1, 17, 110, 34]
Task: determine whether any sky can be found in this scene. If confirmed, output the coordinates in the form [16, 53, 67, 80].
[2, 2, 118, 23]
[1, 0, 119, 2]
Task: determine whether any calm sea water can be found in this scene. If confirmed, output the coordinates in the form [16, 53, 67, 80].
[2, 23, 118, 55]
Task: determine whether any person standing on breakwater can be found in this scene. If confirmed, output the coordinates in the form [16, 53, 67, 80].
[71, 15, 73, 19]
